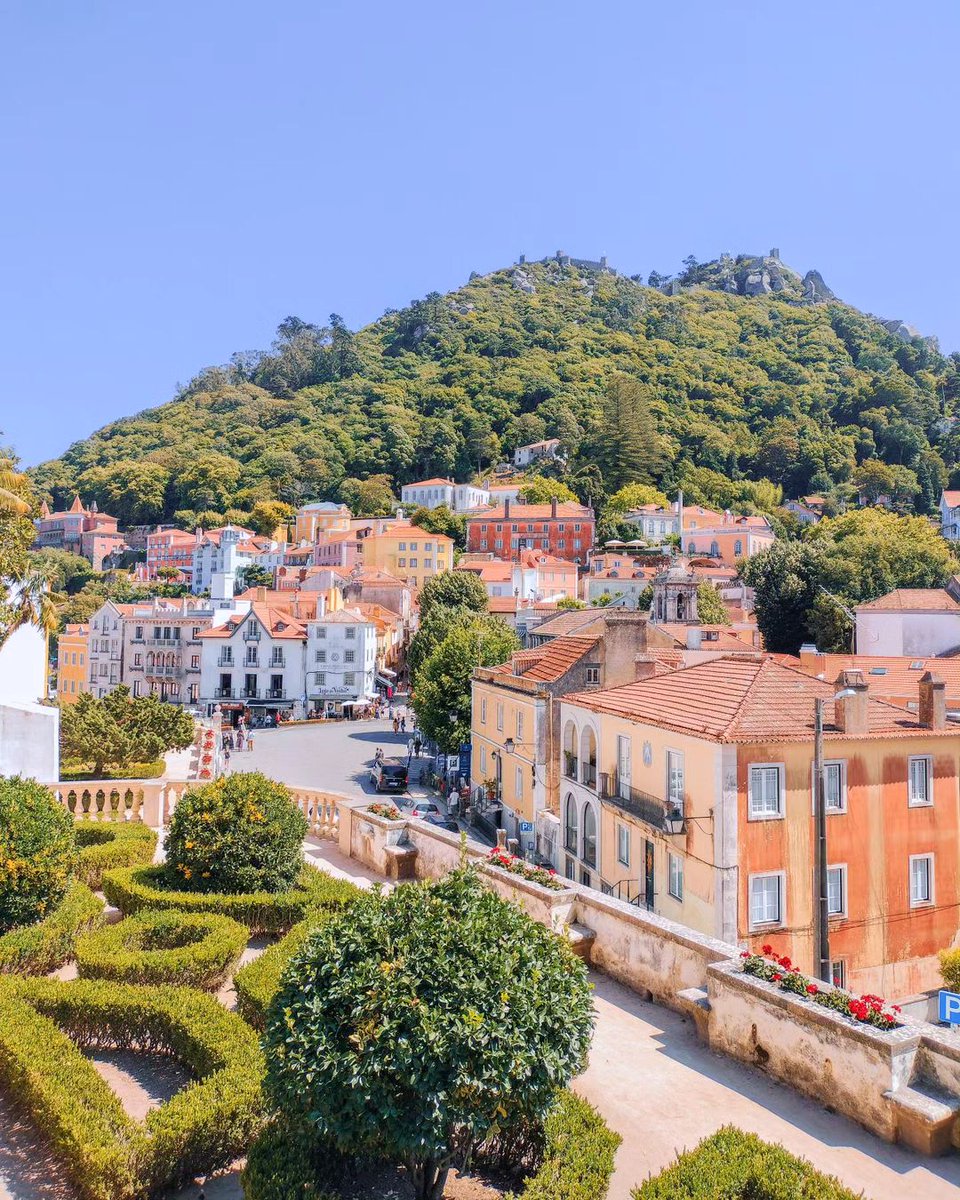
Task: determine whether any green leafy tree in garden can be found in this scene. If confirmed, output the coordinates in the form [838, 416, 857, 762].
[696, 581, 730, 625]
[417, 570, 488, 622]
[516, 476, 578, 504]
[414, 618, 519, 751]
[0, 777, 76, 932]
[264, 868, 594, 1200]
[237, 564, 274, 590]
[605, 483, 671, 514]
[338, 474, 396, 516]
[60, 687, 193, 776]
[408, 504, 466, 547]
[741, 541, 823, 654]
[247, 499, 294, 537]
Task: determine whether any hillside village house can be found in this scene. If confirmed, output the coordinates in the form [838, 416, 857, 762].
[465, 498, 595, 565]
[191, 526, 287, 595]
[681, 507, 775, 566]
[855, 586, 960, 657]
[121, 597, 238, 706]
[33, 496, 126, 569]
[87, 600, 133, 699]
[456, 550, 578, 602]
[560, 656, 960, 998]
[293, 501, 351, 543]
[198, 604, 307, 724]
[145, 527, 199, 581]
[513, 438, 562, 468]
[623, 503, 681, 541]
[939, 490, 960, 541]
[312, 527, 365, 569]
[305, 608, 378, 716]
[400, 478, 490, 512]
[56, 623, 89, 705]
[360, 525, 454, 592]
[790, 646, 960, 711]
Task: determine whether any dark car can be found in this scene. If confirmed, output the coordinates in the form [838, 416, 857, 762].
[370, 759, 409, 793]
[424, 813, 460, 833]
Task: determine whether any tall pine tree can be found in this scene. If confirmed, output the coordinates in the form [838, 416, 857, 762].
[592, 376, 668, 493]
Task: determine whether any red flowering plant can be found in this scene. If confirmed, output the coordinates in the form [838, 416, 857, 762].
[741, 947, 901, 1031]
[367, 802, 403, 820]
[485, 846, 565, 891]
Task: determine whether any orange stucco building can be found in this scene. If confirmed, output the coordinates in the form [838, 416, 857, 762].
[56, 623, 90, 704]
[561, 656, 960, 1000]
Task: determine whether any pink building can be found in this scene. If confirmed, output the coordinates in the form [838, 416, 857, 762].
[314, 528, 363, 569]
[145, 528, 199, 581]
[33, 496, 126, 570]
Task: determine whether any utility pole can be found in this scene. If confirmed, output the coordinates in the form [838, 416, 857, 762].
[813, 697, 830, 983]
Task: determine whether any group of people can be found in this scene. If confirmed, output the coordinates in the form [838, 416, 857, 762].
[221, 724, 255, 774]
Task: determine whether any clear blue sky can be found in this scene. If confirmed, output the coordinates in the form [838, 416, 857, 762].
[2, 1, 958, 466]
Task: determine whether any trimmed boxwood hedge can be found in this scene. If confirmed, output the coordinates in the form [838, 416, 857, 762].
[0, 881, 103, 975]
[242, 1090, 619, 1200]
[235, 907, 344, 1029]
[0, 976, 266, 1200]
[632, 1126, 861, 1199]
[74, 820, 158, 889]
[102, 863, 357, 935]
[76, 910, 248, 990]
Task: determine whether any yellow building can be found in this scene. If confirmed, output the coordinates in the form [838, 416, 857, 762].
[293, 502, 351, 544]
[57, 623, 90, 705]
[361, 526, 453, 592]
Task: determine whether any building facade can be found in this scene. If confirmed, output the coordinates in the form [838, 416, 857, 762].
[400, 478, 490, 512]
[56, 624, 90, 705]
[465, 499, 595, 565]
[681, 510, 775, 565]
[121, 597, 229, 706]
[305, 608, 378, 716]
[513, 438, 562, 468]
[86, 601, 133, 699]
[294, 502, 351, 543]
[855, 588, 960, 657]
[198, 604, 307, 723]
[361, 526, 454, 592]
[33, 496, 126, 569]
[145, 528, 198, 581]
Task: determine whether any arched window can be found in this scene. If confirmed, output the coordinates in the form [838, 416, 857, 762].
[146, 652, 154, 669]
[563, 721, 578, 780]
[710, 541, 719, 557]
[582, 804, 597, 868]
[564, 794, 579, 854]
[580, 726, 597, 789]
[676, 592, 686, 620]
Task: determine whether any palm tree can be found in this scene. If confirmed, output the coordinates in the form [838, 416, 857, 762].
[0, 459, 31, 516]
[0, 572, 58, 650]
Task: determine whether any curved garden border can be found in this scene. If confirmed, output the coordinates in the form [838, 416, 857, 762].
[76, 910, 248, 990]
[234, 906, 342, 1028]
[0, 882, 103, 975]
[74, 820, 158, 889]
[0, 976, 265, 1200]
[102, 863, 357, 935]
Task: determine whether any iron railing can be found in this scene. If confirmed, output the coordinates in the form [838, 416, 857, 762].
[599, 772, 669, 831]
[215, 686, 233, 699]
[581, 762, 598, 790]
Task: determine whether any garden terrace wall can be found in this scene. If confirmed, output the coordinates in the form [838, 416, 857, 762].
[340, 802, 960, 1156]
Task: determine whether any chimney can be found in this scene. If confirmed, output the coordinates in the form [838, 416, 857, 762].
[799, 643, 821, 673]
[551, 496, 558, 519]
[256, 586, 266, 602]
[634, 656, 659, 681]
[833, 670, 869, 735]
[504, 498, 510, 519]
[686, 627, 702, 650]
[919, 671, 947, 730]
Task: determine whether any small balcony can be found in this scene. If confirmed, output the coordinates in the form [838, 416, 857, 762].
[563, 753, 579, 781]
[266, 687, 287, 700]
[599, 772, 670, 832]
[243, 658, 260, 669]
[241, 687, 260, 699]
[580, 762, 597, 790]
[215, 686, 233, 699]
[244, 629, 261, 641]
[218, 654, 234, 667]
[269, 656, 286, 669]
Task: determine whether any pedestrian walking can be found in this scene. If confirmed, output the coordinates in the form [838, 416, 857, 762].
[413, 736, 422, 757]
[400, 716, 407, 734]
[236, 729, 244, 751]
[246, 733, 254, 752]
[223, 748, 232, 775]
[448, 785, 460, 818]
[393, 716, 399, 734]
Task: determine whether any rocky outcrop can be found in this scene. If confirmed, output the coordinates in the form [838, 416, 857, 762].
[803, 270, 836, 302]
[881, 318, 921, 342]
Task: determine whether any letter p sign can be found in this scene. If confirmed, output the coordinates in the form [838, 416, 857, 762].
[939, 990, 960, 1025]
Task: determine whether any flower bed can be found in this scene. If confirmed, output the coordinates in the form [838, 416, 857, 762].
[75, 910, 248, 990]
[102, 863, 357, 935]
[367, 802, 402, 820]
[742, 946, 901, 1031]
[73, 820, 158, 889]
[0, 976, 265, 1200]
[485, 846, 565, 891]
[0, 882, 104, 976]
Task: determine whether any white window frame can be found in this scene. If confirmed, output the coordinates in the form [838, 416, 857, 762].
[668, 852, 683, 901]
[908, 756, 933, 807]
[515, 765, 523, 801]
[666, 749, 684, 814]
[909, 853, 935, 907]
[823, 759, 847, 813]
[748, 871, 785, 930]
[616, 823, 630, 867]
[748, 763, 784, 820]
[480, 697, 487, 724]
[496, 702, 504, 732]
[826, 863, 847, 918]
[830, 959, 847, 989]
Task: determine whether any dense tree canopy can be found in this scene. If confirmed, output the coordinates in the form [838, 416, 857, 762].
[60, 686, 194, 776]
[27, 259, 960, 530]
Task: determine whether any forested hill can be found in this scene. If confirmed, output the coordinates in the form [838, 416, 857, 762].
[29, 255, 960, 530]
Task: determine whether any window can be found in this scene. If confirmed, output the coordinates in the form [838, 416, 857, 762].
[827, 864, 847, 917]
[480, 697, 487, 724]
[345, 650, 355, 663]
[516, 710, 524, 740]
[480, 746, 487, 773]
[134, 653, 142, 667]
[133, 680, 141, 697]
[564, 795, 578, 853]
[315, 672, 326, 685]
[496, 702, 504, 731]
[585, 665, 600, 685]
[582, 805, 597, 867]
[667, 750, 684, 814]
[191, 655, 200, 669]
[345, 627, 356, 639]
[617, 823, 630, 866]
[749, 765, 783, 819]
[908, 756, 932, 806]
[409, 559, 418, 569]
[154, 627, 161, 640]
[910, 854, 934, 906]
[823, 761, 846, 812]
[734, 540, 743, 555]
[830, 960, 847, 989]
[668, 853, 683, 901]
[192, 627, 201, 639]
[316, 627, 327, 639]
[398, 558, 407, 568]
[398, 542, 407, 551]
[749, 872, 784, 928]
[515, 766, 523, 801]
[135, 626, 143, 640]
[345, 672, 356, 686]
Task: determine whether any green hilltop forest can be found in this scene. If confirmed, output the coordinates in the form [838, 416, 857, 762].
[28, 253, 960, 531]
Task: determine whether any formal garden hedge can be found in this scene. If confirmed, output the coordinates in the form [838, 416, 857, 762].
[242, 1090, 619, 1200]
[102, 863, 356, 934]
[234, 906, 341, 1028]
[0, 881, 103, 975]
[76, 910, 248, 990]
[74, 820, 158, 889]
[632, 1126, 860, 1199]
[0, 976, 265, 1200]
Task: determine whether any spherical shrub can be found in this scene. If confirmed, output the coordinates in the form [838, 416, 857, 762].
[0, 777, 76, 933]
[75, 909, 248, 989]
[164, 772, 307, 895]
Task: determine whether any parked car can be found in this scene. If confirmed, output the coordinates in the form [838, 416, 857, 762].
[370, 759, 409, 793]
[407, 799, 442, 820]
[423, 813, 460, 833]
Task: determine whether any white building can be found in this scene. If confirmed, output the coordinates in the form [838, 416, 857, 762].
[940, 491, 960, 541]
[400, 478, 490, 513]
[87, 600, 133, 699]
[513, 438, 562, 468]
[623, 502, 681, 541]
[191, 527, 287, 597]
[305, 607, 378, 717]
[855, 588, 960, 657]
[198, 603, 307, 722]
[0, 587, 58, 780]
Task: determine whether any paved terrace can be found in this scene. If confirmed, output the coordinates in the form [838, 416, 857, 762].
[4, 838, 960, 1199]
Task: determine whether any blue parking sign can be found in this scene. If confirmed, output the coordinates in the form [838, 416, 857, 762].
[939, 990, 960, 1024]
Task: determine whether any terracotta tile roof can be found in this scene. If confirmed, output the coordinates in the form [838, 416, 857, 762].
[787, 653, 960, 707]
[516, 549, 574, 568]
[942, 491, 960, 507]
[488, 596, 520, 613]
[404, 477, 455, 488]
[348, 567, 408, 586]
[198, 603, 307, 639]
[457, 560, 513, 582]
[564, 656, 951, 742]
[467, 502, 593, 521]
[515, 635, 597, 683]
[314, 607, 373, 625]
[365, 525, 453, 542]
[654, 623, 758, 650]
[856, 589, 960, 613]
[533, 609, 608, 639]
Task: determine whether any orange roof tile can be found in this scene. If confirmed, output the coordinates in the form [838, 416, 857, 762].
[364, 525, 453, 542]
[564, 656, 951, 742]
[788, 653, 960, 706]
[198, 603, 307, 639]
[942, 491, 960, 507]
[515, 635, 597, 683]
[405, 477, 455, 488]
[654, 623, 757, 650]
[856, 589, 960, 613]
[467, 502, 592, 522]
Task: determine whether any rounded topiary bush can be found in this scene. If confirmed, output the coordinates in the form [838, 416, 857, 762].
[0, 776, 76, 933]
[75, 909, 248, 989]
[164, 772, 307, 894]
[264, 868, 594, 1200]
